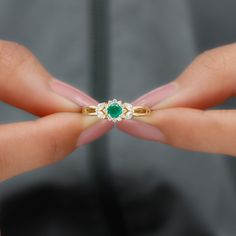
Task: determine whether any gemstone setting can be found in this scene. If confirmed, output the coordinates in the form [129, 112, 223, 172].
[107, 103, 123, 118]
[95, 99, 133, 122]
[106, 99, 123, 122]
[96, 102, 106, 119]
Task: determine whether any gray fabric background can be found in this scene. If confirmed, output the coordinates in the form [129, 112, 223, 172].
[1, 1, 236, 235]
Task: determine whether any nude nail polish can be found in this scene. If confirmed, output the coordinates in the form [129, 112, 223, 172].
[118, 120, 165, 142]
[133, 82, 178, 108]
[77, 120, 114, 147]
[50, 79, 98, 106]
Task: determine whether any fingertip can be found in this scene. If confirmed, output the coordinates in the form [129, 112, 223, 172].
[132, 82, 178, 108]
[80, 115, 100, 130]
[50, 79, 98, 107]
[77, 120, 114, 147]
[0, 39, 96, 116]
[117, 119, 165, 142]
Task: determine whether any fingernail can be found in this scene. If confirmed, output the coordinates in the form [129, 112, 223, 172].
[50, 78, 98, 106]
[133, 82, 178, 108]
[77, 120, 114, 147]
[117, 120, 165, 142]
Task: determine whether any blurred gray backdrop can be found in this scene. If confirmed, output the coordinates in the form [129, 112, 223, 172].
[1, 0, 236, 236]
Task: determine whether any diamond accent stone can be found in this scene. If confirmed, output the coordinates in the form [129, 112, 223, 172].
[122, 103, 133, 120]
[96, 102, 106, 119]
[123, 103, 132, 111]
[125, 111, 133, 119]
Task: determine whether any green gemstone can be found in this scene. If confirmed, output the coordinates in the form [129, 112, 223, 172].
[107, 103, 123, 118]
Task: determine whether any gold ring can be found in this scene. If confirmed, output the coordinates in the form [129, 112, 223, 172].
[81, 99, 151, 122]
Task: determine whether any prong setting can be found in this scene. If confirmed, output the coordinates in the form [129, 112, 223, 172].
[95, 99, 133, 122]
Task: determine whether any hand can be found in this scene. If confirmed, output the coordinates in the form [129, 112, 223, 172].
[0, 40, 112, 181]
[118, 43, 236, 156]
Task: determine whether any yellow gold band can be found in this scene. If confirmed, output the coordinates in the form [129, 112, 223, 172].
[82, 106, 97, 116]
[81, 105, 151, 116]
[81, 99, 151, 122]
[132, 106, 151, 117]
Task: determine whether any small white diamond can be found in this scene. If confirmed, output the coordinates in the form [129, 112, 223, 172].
[123, 103, 133, 111]
[107, 116, 113, 121]
[125, 111, 133, 119]
[121, 103, 133, 120]
[97, 111, 106, 119]
[97, 103, 106, 110]
[96, 102, 106, 119]
[107, 115, 118, 123]
[108, 99, 118, 106]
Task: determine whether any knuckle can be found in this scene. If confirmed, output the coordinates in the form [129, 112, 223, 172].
[33, 119, 66, 164]
[194, 48, 228, 76]
[44, 134, 65, 164]
[0, 40, 32, 69]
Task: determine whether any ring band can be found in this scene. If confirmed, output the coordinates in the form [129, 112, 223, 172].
[81, 99, 151, 122]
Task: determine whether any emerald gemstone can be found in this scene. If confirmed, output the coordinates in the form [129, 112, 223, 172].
[107, 103, 123, 118]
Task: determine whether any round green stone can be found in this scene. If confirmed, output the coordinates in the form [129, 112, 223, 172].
[107, 103, 123, 118]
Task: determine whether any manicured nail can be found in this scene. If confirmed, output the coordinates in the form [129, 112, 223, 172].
[50, 78, 98, 106]
[117, 120, 165, 142]
[133, 82, 178, 108]
[77, 120, 114, 147]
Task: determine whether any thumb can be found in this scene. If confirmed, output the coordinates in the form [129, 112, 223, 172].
[136, 108, 236, 156]
[118, 44, 236, 143]
[0, 113, 98, 181]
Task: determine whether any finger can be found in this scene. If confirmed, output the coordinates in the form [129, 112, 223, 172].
[133, 43, 236, 110]
[0, 40, 97, 116]
[0, 113, 99, 181]
[135, 108, 236, 156]
[118, 44, 236, 138]
[49, 79, 114, 144]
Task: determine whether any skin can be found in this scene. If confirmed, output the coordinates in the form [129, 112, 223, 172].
[2, 40, 236, 180]
[0, 40, 103, 181]
[119, 43, 236, 156]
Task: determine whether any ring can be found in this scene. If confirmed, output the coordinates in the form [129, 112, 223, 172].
[81, 99, 151, 122]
